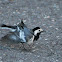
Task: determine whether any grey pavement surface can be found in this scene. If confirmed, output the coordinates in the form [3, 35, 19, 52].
[0, 0, 62, 62]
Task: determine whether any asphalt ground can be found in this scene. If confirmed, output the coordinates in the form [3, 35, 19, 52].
[0, 0, 62, 62]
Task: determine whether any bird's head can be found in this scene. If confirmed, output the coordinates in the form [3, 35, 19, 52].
[32, 27, 44, 41]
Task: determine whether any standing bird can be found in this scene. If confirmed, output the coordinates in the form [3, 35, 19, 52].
[0, 20, 44, 48]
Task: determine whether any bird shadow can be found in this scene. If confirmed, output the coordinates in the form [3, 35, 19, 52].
[0, 33, 35, 52]
[0, 34, 54, 57]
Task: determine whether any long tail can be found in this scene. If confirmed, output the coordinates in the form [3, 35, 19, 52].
[0, 24, 17, 32]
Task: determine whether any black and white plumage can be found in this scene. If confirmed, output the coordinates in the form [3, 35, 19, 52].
[0, 21, 43, 45]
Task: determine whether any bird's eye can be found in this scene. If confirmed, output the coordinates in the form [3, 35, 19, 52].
[39, 30, 40, 31]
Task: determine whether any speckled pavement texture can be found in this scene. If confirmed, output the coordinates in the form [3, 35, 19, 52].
[0, 0, 62, 62]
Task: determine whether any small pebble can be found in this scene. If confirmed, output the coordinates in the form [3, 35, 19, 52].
[11, 45, 14, 48]
[45, 39, 48, 41]
[33, 13, 37, 15]
[52, 19, 55, 22]
[3, 54, 6, 56]
[16, 10, 18, 12]
[37, 55, 40, 58]
[32, 46, 36, 48]
[17, 12, 20, 14]
[23, 11, 26, 13]
[56, 60, 58, 62]
[56, 36, 59, 38]
[56, 36, 60, 39]
[37, 7, 39, 9]
[49, 26, 53, 28]
[55, 28, 59, 30]
[44, 16, 50, 18]
[43, 24, 46, 26]
[32, 49, 39, 52]
[36, 43, 39, 45]
[13, 12, 16, 14]
[52, 42, 56, 45]
[32, 50, 36, 52]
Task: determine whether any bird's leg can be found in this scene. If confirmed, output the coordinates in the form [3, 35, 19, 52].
[22, 43, 28, 50]
[27, 36, 35, 49]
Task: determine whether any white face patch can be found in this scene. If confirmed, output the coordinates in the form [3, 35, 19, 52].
[34, 29, 43, 35]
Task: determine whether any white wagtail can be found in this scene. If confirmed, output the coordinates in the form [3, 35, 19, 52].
[0, 20, 44, 47]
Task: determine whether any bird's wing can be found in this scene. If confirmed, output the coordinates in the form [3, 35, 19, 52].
[23, 27, 33, 40]
[17, 20, 34, 42]
[16, 26, 33, 43]
[0, 32, 24, 43]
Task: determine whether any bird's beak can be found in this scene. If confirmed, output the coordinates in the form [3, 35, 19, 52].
[40, 28, 46, 32]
